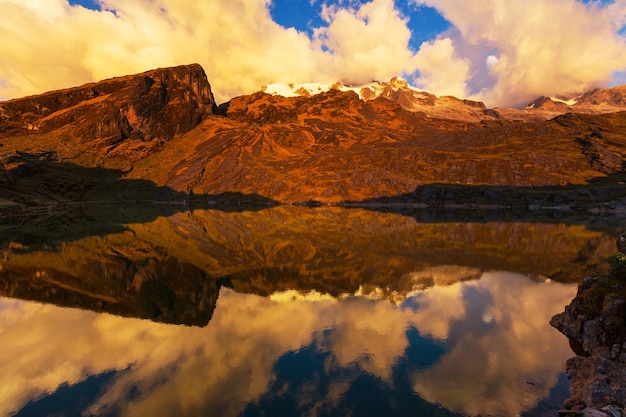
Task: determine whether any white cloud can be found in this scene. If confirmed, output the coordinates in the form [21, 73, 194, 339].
[411, 0, 626, 106]
[412, 37, 471, 98]
[314, 0, 420, 85]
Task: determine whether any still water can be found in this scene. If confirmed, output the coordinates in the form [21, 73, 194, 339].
[0, 206, 621, 417]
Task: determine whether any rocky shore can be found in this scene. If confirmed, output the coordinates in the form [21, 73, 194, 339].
[550, 246, 626, 417]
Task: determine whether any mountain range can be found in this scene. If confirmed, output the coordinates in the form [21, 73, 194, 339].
[265, 76, 626, 122]
[1, 63, 625, 213]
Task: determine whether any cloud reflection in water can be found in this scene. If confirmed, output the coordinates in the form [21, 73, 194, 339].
[0, 271, 575, 417]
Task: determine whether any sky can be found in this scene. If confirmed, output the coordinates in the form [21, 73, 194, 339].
[1, 0, 626, 107]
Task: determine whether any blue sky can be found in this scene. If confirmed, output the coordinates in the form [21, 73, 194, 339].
[267, 0, 452, 51]
[4, 0, 626, 106]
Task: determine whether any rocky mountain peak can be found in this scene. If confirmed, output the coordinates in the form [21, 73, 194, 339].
[576, 84, 626, 106]
[524, 84, 626, 114]
[0, 63, 216, 147]
[525, 96, 573, 110]
[262, 77, 491, 121]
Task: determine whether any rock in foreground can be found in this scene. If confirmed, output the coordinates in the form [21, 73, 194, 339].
[551, 273, 626, 415]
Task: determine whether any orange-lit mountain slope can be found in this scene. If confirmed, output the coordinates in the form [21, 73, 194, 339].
[1, 64, 625, 211]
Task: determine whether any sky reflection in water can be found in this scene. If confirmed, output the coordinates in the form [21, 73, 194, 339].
[1, 271, 575, 417]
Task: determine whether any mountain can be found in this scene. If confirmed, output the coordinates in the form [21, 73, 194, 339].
[576, 84, 626, 107]
[1, 64, 625, 213]
[522, 85, 626, 116]
[0, 64, 215, 164]
[525, 96, 576, 110]
[266, 78, 626, 123]
[265, 77, 490, 122]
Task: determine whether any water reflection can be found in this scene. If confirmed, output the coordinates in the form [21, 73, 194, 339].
[0, 207, 617, 416]
[1, 273, 574, 417]
[0, 207, 615, 318]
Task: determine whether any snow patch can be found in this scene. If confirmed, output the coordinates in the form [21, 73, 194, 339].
[550, 96, 578, 106]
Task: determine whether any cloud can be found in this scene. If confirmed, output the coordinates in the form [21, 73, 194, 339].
[411, 0, 626, 106]
[313, 0, 419, 85]
[412, 37, 471, 98]
[0, 0, 419, 103]
[2, 0, 624, 107]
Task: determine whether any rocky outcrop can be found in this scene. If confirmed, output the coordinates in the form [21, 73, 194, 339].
[577, 86, 626, 107]
[551, 275, 626, 414]
[0, 64, 215, 160]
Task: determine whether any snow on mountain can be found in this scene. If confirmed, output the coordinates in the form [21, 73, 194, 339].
[262, 77, 491, 122]
[525, 96, 579, 109]
[264, 81, 344, 98]
[551, 97, 579, 106]
[264, 77, 427, 102]
[264, 78, 626, 123]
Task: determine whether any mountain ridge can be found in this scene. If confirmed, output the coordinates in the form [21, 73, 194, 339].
[1, 63, 625, 212]
[262, 76, 626, 122]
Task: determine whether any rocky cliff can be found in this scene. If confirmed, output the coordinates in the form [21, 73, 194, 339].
[0, 64, 215, 163]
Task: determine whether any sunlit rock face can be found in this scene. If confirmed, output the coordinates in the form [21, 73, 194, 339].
[0, 64, 215, 164]
[168, 90, 626, 204]
[0, 272, 576, 417]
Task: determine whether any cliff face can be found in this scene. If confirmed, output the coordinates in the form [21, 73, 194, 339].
[0, 64, 215, 162]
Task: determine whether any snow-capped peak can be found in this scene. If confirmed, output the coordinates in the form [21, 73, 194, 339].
[264, 82, 343, 98]
[263, 77, 426, 101]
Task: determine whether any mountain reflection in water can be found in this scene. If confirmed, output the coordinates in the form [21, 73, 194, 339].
[0, 207, 618, 416]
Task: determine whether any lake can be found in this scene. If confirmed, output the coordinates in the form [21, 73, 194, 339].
[0, 206, 622, 417]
